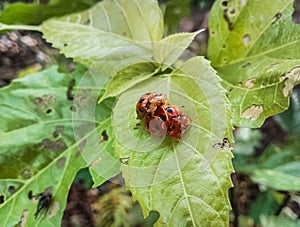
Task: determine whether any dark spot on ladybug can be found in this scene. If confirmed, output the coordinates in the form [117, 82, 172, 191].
[0, 195, 4, 204]
[160, 115, 167, 121]
[167, 108, 173, 113]
[139, 98, 145, 103]
[171, 126, 176, 129]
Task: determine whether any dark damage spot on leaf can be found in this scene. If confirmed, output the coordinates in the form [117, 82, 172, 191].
[46, 108, 53, 114]
[272, 12, 282, 24]
[18, 210, 29, 227]
[67, 79, 75, 100]
[243, 34, 251, 44]
[229, 8, 236, 14]
[34, 94, 55, 106]
[21, 168, 32, 180]
[99, 130, 109, 143]
[221, 0, 228, 7]
[84, 19, 90, 25]
[223, 9, 234, 30]
[0, 195, 4, 204]
[63, 43, 68, 47]
[8, 185, 16, 194]
[120, 157, 130, 165]
[76, 139, 87, 158]
[39, 138, 67, 152]
[56, 157, 66, 169]
[52, 125, 64, 138]
[242, 62, 251, 68]
[70, 104, 77, 112]
[28, 190, 33, 199]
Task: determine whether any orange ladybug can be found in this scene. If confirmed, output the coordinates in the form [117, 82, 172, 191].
[145, 104, 190, 139]
[136, 92, 167, 119]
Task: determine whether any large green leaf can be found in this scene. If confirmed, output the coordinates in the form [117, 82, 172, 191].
[112, 57, 234, 226]
[99, 31, 202, 101]
[40, 0, 163, 67]
[208, 0, 300, 127]
[0, 0, 94, 25]
[0, 66, 118, 226]
[234, 136, 300, 191]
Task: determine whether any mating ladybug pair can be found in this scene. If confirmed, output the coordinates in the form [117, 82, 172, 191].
[136, 92, 190, 139]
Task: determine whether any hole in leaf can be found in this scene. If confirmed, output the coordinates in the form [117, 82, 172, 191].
[0, 195, 4, 204]
[221, 0, 228, 7]
[56, 157, 66, 169]
[70, 105, 77, 112]
[28, 190, 33, 199]
[84, 19, 90, 25]
[46, 108, 53, 114]
[63, 43, 68, 47]
[211, 30, 215, 36]
[242, 62, 251, 68]
[245, 78, 256, 88]
[241, 105, 263, 120]
[229, 8, 236, 14]
[243, 34, 251, 44]
[222, 57, 228, 63]
[120, 157, 130, 165]
[52, 125, 64, 138]
[89, 156, 102, 167]
[19, 210, 29, 226]
[222, 44, 227, 49]
[240, 0, 246, 6]
[21, 168, 32, 180]
[272, 12, 282, 24]
[238, 81, 243, 86]
[100, 130, 109, 142]
[8, 186, 16, 194]
[67, 79, 75, 100]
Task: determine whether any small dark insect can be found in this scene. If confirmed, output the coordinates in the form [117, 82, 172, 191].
[213, 138, 233, 150]
[32, 187, 53, 218]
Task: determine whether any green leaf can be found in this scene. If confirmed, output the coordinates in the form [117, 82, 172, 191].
[260, 215, 300, 227]
[154, 31, 203, 69]
[208, 0, 300, 127]
[249, 191, 280, 224]
[240, 138, 300, 191]
[0, 0, 94, 25]
[40, 0, 163, 67]
[99, 62, 158, 102]
[112, 57, 234, 226]
[0, 66, 85, 226]
[0, 66, 119, 225]
[100, 31, 202, 101]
